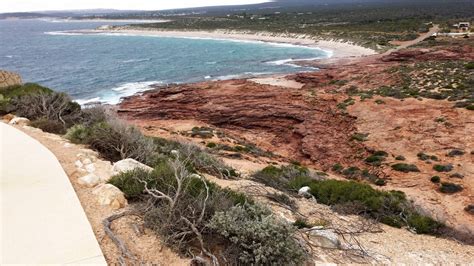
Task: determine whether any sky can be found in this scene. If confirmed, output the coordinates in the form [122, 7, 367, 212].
[0, 0, 270, 13]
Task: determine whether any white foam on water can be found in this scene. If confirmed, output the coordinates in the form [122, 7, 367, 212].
[121, 58, 151, 63]
[74, 97, 102, 105]
[211, 72, 272, 81]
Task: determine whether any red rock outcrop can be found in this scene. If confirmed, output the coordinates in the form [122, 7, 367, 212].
[119, 79, 366, 170]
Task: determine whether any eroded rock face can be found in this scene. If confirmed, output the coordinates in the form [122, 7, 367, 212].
[0, 70, 22, 88]
[118, 80, 365, 170]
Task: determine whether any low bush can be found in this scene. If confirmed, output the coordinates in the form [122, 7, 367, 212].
[108, 162, 172, 200]
[266, 192, 297, 209]
[0, 83, 52, 114]
[430, 176, 441, 183]
[111, 156, 302, 263]
[433, 164, 454, 172]
[30, 118, 67, 134]
[85, 119, 156, 164]
[407, 214, 443, 234]
[465, 62, 474, 70]
[395, 155, 406, 161]
[391, 163, 420, 173]
[351, 133, 369, 142]
[332, 163, 344, 172]
[177, 143, 239, 178]
[12, 91, 81, 127]
[208, 204, 305, 265]
[417, 152, 438, 161]
[447, 149, 465, 157]
[252, 164, 316, 192]
[439, 182, 463, 193]
[65, 124, 91, 144]
[307, 180, 441, 234]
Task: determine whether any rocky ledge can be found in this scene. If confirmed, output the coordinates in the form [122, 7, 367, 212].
[118, 79, 367, 170]
[0, 70, 22, 88]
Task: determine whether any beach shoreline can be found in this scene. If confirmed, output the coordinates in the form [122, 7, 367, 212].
[62, 27, 378, 59]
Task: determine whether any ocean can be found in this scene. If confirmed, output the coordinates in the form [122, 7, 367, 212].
[0, 19, 329, 104]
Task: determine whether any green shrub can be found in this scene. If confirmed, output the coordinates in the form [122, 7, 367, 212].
[433, 164, 453, 172]
[447, 149, 465, 157]
[332, 163, 343, 172]
[430, 176, 441, 183]
[253, 164, 316, 192]
[351, 133, 369, 142]
[208, 204, 305, 265]
[85, 119, 155, 164]
[65, 124, 91, 144]
[266, 192, 297, 209]
[108, 167, 159, 200]
[206, 142, 217, 148]
[365, 155, 385, 165]
[293, 218, 312, 229]
[342, 166, 361, 178]
[177, 143, 238, 178]
[466, 105, 474, 111]
[439, 182, 463, 193]
[374, 178, 387, 186]
[307, 179, 439, 233]
[395, 155, 406, 161]
[391, 163, 420, 173]
[407, 214, 442, 234]
[30, 118, 66, 134]
[12, 91, 81, 127]
[465, 62, 474, 70]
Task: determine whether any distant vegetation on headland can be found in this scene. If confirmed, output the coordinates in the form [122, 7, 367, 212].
[113, 2, 473, 50]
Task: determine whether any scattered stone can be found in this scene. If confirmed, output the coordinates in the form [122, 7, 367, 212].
[85, 163, 96, 173]
[298, 186, 312, 198]
[112, 158, 153, 175]
[2, 114, 15, 122]
[78, 173, 100, 188]
[82, 158, 92, 165]
[74, 160, 84, 169]
[308, 227, 341, 249]
[92, 184, 127, 209]
[449, 173, 464, 179]
[8, 117, 30, 126]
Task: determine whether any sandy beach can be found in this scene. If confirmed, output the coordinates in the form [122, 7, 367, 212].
[67, 27, 377, 59]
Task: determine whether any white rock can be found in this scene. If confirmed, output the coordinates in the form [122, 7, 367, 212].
[92, 184, 127, 209]
[9, 117, 30, 126]
[298, 186, 312, 198]
[78, 174, 100, 188]
[75, 160, 84, 169]
[112, 158, 153, 175]
[85, 163, 96, 173]
[63, 143, 72, 148]
[308, 228, 341, 249]
[189, 173, 202, 179]
[82, 158, 92, 165]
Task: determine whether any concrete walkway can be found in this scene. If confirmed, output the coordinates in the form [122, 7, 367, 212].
[0, 123, 106, 264]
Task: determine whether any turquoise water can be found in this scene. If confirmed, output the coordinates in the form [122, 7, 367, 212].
[0, 19, 329, 104]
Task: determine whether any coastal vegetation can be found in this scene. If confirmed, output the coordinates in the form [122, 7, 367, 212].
[251, 164, 443, 235]
[121, 2, 473, 50]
